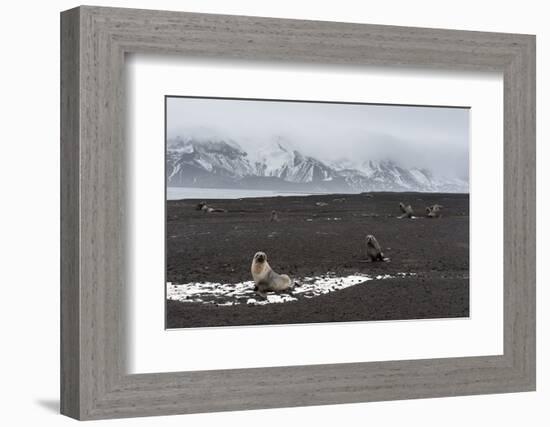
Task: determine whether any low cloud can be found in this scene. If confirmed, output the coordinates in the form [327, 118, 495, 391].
[167, 97, 470, 180]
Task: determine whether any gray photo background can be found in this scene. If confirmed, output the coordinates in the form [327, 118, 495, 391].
[166, 97, 470, 194]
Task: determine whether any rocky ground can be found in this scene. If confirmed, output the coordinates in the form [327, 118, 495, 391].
[166, 192, 469, 328]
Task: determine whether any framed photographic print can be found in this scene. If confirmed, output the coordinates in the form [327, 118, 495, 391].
[61, 6, 536, 420]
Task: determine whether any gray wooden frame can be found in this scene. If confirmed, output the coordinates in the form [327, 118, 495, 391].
[60, 5, 536, 420]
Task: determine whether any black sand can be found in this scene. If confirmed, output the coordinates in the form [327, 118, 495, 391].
[166, 192, 469, 328]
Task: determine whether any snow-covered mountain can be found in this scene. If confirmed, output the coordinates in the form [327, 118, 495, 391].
[167, 136, 254, 188]
[332, 160, 468, 193]
[167, 136, 468, 193]
[249, 138, 342, 185]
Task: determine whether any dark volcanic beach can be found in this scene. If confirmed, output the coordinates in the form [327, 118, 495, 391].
[166, 192, 469, 328]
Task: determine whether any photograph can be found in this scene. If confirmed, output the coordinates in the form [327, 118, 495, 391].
[165, 96, 470, 329]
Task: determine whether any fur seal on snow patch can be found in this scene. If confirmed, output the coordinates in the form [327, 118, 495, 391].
[398, 202, 415, 219]
[251, 251, 292, 297]
[365, 235, 388, 262]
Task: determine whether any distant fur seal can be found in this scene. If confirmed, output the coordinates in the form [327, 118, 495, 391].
[398, 202, 415, 219]
[196, 201, 226, 213]
[365, 234, 387, 262]
[251, 251, 292, 297]
[270, 210, 279, 222]
[426, 204, 443, 218]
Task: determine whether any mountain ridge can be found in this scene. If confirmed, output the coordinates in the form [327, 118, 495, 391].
[167, 136, 469, 193]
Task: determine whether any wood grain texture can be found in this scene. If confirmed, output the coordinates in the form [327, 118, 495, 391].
[60, 5, 536, 420]
[60, 7, 80, 419]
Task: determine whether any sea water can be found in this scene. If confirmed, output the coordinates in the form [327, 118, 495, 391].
[167, 187, 313, 200]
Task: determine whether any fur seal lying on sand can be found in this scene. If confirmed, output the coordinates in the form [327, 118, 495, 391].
[426, 204, 443, 218]
[365, 234, 388, 262]
[398, 202, 415, 219]
[196, 201, 226, 213]
[251, 251, 293, 297]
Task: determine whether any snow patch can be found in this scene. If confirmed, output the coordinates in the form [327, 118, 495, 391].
[167, 273, 414, 306]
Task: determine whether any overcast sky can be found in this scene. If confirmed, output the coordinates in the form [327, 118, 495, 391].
[166, 96, 470, 180]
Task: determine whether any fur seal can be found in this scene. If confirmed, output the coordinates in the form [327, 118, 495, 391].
[270, 210, 279, 222]
[251, 251, 292, 297]
[196, 202, 226, 213]
[398, 202, 415, 219]
[426, 204, 443, 218]
[365, 234, 387, 262]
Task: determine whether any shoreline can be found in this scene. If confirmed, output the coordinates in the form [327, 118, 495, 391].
[167, 187, 470, 201]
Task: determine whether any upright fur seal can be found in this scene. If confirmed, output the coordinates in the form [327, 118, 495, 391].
[251, 251, 292, 297]
[365, 234, 387, 262]
[398, 202, 415, 219]
[270, 210, 279, 222]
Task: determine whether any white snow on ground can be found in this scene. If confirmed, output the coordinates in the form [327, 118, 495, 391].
[167, 273, 416, 306]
